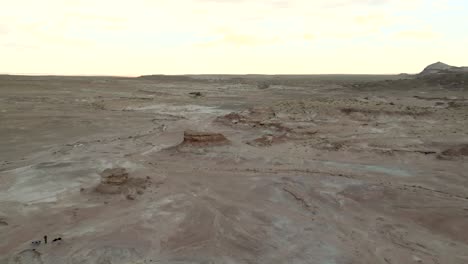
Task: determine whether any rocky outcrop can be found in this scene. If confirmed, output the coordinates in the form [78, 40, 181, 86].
[189, 92, 203, 97]
[420, 62, 468, 76]
[181, 130, 230, 146]
[438, 144, 468, 159]
[420, 62, 455, 75]
[247, 134, 288, 147]
[411, 62, 468, 89]
[100, 167, 129, 185]
[217, 107, 276, 125]
[95, 167, 151, 196]
[216, 107, 291, 133]
[0, 217, 8, 226]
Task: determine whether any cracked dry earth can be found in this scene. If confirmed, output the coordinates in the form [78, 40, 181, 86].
[1, 75, 468, 264]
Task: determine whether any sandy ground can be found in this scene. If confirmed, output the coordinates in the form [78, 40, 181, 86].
[0, 75, 467, 264]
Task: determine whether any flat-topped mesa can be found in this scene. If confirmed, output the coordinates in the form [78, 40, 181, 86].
[181, 130, 230, 146]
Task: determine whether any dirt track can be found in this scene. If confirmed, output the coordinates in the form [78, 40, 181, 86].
[1, 75, 467, 264]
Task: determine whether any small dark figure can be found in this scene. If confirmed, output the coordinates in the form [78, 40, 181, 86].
[31, 240, 41, 246]
[52, 237, 62, 242]
[44, 235, 47, 244]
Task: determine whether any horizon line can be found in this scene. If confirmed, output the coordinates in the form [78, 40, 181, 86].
[0, 72, 415, 78]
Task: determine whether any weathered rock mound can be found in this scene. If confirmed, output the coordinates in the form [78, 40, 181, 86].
[350, 62, 468, 90]
[420, 61, 468, 75]
[438, 144, 468, 159]
[420, 62, 455, 75]
[95, 167, 151, 197]
[180, 130, 230, 147]
[100, 168, 129, 185]
[247, 134, 288, 147]
[418, 71, 468, 89]
[216, 107, 291, 133]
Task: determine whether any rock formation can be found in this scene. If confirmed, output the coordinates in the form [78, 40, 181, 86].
[180, 130, 230, 147]
[95, 167, 150, 196]
[247, 134, 288, 147]
[420, 62, 455, 75]
[438, 144, 468, 159]
[420, 62, 468, 75]
[100, 167, 129, 185]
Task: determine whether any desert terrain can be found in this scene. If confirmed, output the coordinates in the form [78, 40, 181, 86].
[1, 65, 468, 263]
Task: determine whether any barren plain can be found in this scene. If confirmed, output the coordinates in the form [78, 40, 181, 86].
[1, 72, 467, 264]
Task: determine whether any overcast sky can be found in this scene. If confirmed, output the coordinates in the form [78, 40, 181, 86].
[1, 0, 467, 75]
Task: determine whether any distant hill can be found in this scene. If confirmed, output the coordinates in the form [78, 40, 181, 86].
[350, 62, 468, 90]
[420, 62, 454, 75]
[420, 62, 468, 75]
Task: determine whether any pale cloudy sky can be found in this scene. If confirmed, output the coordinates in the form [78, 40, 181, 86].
[1, 0, 467, 75]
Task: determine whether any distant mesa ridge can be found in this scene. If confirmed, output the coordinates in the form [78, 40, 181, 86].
[421, 62, 453, 73]
[420, 61, 468, 75]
